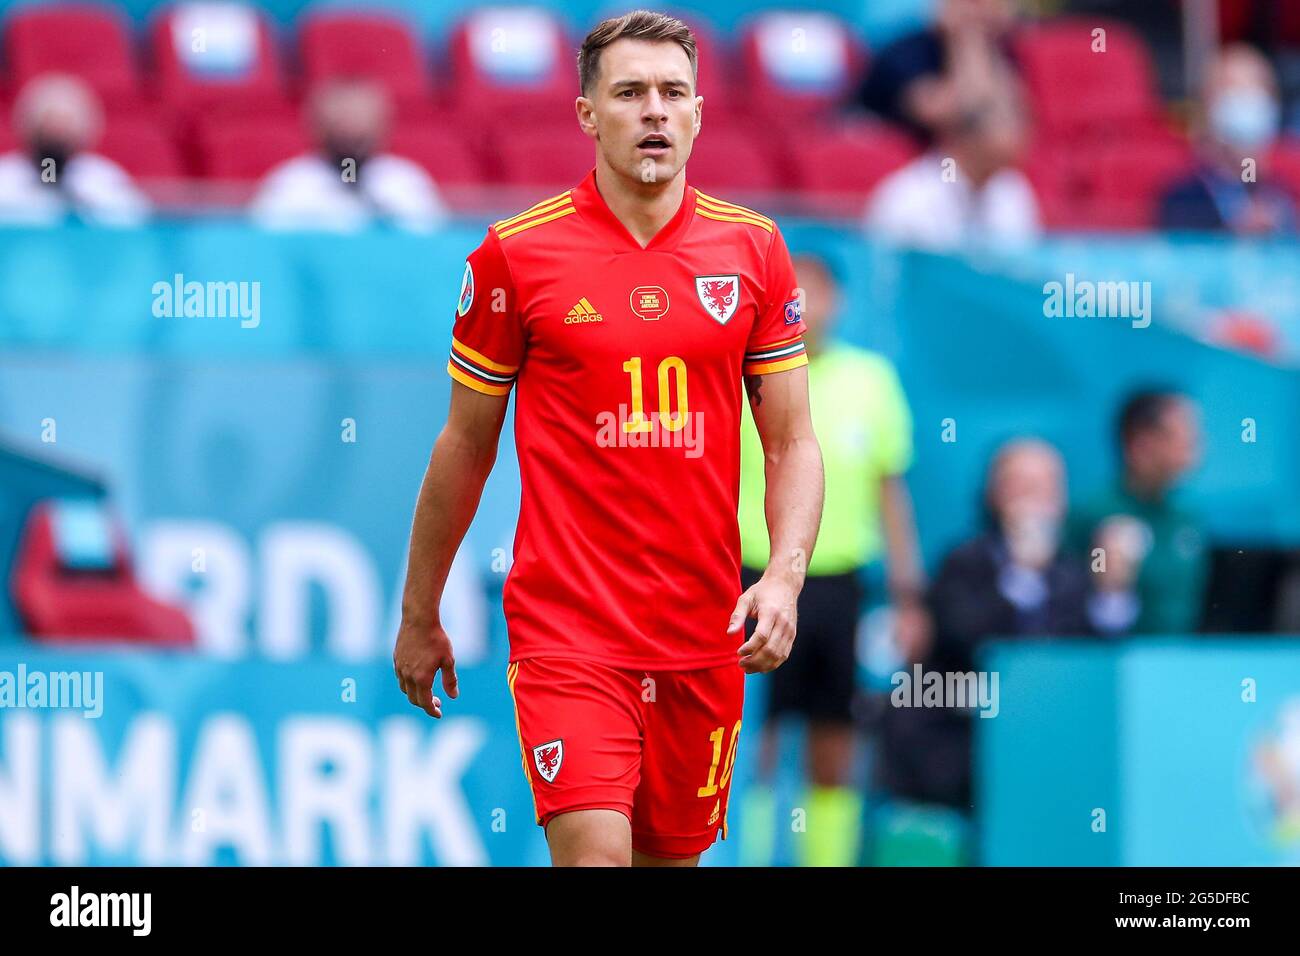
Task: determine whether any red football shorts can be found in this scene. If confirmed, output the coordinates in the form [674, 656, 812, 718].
[506, 656, 745, 859]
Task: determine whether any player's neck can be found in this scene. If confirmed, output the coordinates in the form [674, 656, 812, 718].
[593, 160, 686, 249]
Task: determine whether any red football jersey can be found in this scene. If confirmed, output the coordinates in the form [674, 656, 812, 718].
[448, 169, 808, 669]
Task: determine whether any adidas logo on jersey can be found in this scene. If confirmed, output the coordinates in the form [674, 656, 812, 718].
[564, 297, 603, 324]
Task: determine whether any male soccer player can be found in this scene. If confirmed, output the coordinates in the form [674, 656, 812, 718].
[393, 9, 824, 867]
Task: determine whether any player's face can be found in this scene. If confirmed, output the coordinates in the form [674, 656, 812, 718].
[578, 38, 701, 187]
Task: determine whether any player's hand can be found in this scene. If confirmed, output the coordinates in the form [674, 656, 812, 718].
[393, 619, 459, 719]
[894, 599, 933, 664]
[1092, 516, 1146, 593]
[728, 573, 799, 674]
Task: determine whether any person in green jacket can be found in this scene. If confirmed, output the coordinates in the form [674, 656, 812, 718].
[736, 252, 928, 866]
[1072, 389, 1209, 635]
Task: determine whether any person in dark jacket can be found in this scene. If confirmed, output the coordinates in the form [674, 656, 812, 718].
[877, 438, 1131, 810]
[855, 0, 1021, 146]
[1159, 44, 1294, 235]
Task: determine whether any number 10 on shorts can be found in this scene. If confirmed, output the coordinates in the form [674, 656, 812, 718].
[698, 720, 742, 797]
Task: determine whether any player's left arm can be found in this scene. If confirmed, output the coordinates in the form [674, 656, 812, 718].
[728, 364, 824, 673]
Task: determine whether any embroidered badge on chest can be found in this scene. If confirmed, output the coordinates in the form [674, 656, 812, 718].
[695, 275, 740, 325]
[630, 285, 670, 321]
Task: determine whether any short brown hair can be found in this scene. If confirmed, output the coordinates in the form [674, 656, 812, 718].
[577, 10, 698, 96]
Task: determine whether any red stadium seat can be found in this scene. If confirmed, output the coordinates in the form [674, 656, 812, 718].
[687, 124, 783, 195]
[11, 501, 194, 647]
[3, 3, 141, 111]
[1278, 2, 1300, 45]
[1079, 133, 1195, 229]
[388, 120, 491, 187]
[491, 120, 593, 189]
[737, 10, 867, 125]
[1217, 0, 1254, 43]
[1265, 137, 1300, 204]
[147, 3, 289, 119]
[297, 11, 432, 116]
[1011, 18, 1164, 139]
[98, 113, 184, 180]
[1020, 141, 1093, 230]
[1209, 0, 1300, 45]
[0, 103, 15, 152]
[678, 15, 737, 113]
[1216, 0, 1300, 46]
[196, 113, 309, 180]
[788, 120, 918, 211]
[445, 7, 573, 125]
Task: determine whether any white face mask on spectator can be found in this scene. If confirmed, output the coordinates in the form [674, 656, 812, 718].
[1209, 87, 1280, 150]
[1003, 509, 1060, 570]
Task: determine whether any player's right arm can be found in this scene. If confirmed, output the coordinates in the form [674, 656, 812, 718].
[394, 384, 508, 718]
[393, 228, 523, 718]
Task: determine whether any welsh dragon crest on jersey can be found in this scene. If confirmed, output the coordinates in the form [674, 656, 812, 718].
[695, 275, 740, 324]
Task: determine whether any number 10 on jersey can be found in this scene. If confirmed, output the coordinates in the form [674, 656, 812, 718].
[622, 356, 688, 433]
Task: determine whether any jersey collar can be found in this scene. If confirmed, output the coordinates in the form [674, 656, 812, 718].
[571, 167, 696, 252]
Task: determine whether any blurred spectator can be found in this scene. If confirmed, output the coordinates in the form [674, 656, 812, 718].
[879, 438, 1118, 810]
[0, 74, 149, 227]
[864, 146, 1040, 250]
[859, 0, 1038, 248]
[927, 439, 1127, 653]
[736, 252, 927, 866]
[1159, 44, 1296, 234]
[250, 78, 447, 233]
[1071, 390, 1209, 634]
[855, 0, 1021, 145]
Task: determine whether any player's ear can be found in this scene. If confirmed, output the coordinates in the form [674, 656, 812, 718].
[693, 94, 703, 137]
[576, 96, 598, 139]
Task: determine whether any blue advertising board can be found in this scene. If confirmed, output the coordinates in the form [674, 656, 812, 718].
[979, 639, 1300, 866]
[0, 646, 765, 866]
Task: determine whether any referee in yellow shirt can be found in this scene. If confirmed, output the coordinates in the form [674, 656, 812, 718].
[737, 252, 928, 867]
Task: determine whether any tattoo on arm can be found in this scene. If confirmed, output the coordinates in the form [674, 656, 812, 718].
[744, 374, 764, 408]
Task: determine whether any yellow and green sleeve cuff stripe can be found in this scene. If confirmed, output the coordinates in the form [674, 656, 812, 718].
[447, 336, 518, 395]
[743, 335, 808, 375]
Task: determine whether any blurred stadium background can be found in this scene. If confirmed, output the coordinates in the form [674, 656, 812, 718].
[0, 0, 1299, 867]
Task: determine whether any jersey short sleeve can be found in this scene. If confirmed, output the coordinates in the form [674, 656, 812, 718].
[447, 227, 524, 396]
[743, 225, 809, 376]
